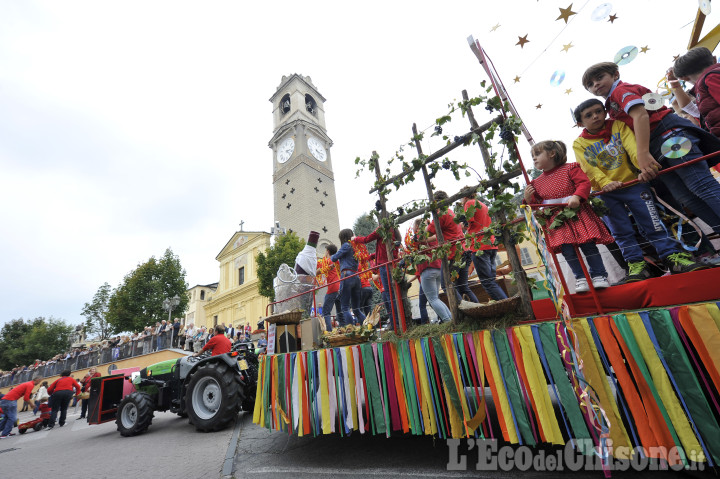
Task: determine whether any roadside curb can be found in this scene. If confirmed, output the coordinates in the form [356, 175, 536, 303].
[221, 413, 244, 478]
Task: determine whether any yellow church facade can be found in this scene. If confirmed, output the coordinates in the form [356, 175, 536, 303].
[202, 231, 271, 332]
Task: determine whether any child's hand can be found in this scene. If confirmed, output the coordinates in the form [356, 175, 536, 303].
[567, 195, 582, 208]
[666, 67, 677, 82]
[524, 185, 536, 203]
[637, 152, 662, 181]
[601, 181, 623, 192]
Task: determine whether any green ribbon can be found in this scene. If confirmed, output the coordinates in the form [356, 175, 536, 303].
[432, 337, 466, 435]
[360, 342, 386, 435]
[377, 344, 391, 436]
[538, 322, 592, 453]
[399, 341, 422, 434]
[492, 329, 535, 446]
[649, 309, 720, 463]
[423, 337, 447, 437]
[613, 314, 686, 465]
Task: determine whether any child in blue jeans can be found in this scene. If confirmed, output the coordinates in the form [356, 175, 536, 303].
[331, 229, 366, 326]
[573, 99, 708, 281]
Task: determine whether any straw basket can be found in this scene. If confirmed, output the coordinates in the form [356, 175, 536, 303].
[265, 310, 302, 325]
[324, 335, 370, 348]
[458, 294, 521, 319]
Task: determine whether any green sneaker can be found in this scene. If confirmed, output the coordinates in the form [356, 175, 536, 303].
[626, 260, 652, 283]
[664, 252, 708, 275]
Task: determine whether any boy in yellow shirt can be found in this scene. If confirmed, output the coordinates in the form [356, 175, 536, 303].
[573, 99, 706, 282]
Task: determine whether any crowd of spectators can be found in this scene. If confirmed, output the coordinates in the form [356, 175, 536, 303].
[1, 319, 262, 388]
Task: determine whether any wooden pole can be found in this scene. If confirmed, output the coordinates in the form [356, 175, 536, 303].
[411, 124, 459, 323]
[371, 152, 407, 333]
[461, 90, 535, 321]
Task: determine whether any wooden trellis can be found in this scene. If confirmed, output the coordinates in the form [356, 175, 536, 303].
[368, 98, 535, 328]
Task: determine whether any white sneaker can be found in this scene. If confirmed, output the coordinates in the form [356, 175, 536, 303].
[575, 278, 589, 293]
[592, 276, 610, 289]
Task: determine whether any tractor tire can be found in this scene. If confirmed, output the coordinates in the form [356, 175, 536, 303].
[185, 361, 244, 432]
[33, 423, 43, 432]
[116, 391, 154, 437]
[18, 427, 26, 434]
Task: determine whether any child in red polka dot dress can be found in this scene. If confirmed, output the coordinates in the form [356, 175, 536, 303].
[524, 140, 614, 293]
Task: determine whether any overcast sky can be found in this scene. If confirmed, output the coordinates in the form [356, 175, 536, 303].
[0, 0, 712, 327]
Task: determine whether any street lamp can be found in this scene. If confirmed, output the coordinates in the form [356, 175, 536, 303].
[162, 294, 181, 323]
[162, 294, 181, 349]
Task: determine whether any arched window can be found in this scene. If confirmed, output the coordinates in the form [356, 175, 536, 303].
[305, 94, 317, 116]
[280, 94, 291, 115]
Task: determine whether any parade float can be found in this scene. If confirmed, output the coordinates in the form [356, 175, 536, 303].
[253, 6, 720, 475]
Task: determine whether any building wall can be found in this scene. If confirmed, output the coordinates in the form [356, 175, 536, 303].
[184, 284, 217, 327]
[203, 232, 271, 332]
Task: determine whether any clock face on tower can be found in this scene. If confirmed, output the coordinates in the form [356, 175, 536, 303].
[277, 137, 295, 164]
[307, 136, 327, 162]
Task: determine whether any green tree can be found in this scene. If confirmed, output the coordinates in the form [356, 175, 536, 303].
[353, 212, 378, 253]
[256, 231, 305, 302]
[81, 282, 112, 340]
[106, 248, 188, 334]
[0, 317, 73, 370]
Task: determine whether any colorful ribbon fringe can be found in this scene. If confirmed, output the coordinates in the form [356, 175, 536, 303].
[253, 302, 720, 465]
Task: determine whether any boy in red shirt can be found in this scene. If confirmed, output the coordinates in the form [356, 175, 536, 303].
[463, 191, 508, 300]
[426, 190, 477, 304]
[672, 47, 720, 137]
[582, 62, 720, 263]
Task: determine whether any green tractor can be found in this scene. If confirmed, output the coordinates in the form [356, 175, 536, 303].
[88, 343, 259, 436]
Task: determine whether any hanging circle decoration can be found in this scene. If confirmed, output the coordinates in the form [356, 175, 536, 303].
[699, 0, 711, 15]
[550, 70, 566, 87]
[614, 45, 638, 65]
[642, 92, 664, 111]
[591, 3, 613, 21]
[661, 136, 692, 159]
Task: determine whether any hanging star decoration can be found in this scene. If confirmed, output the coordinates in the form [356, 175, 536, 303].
[490, 23, 501, 32]
[513, 75, 521, 83]
[536, 103, 543, 109]
[516, 34, 530, 48]
[565, 88, 573, 95]
[608, 13, 618, 23]
[556, 3, 577, 23]
[561, 42, 574, 53]
[640, 45, 650, 53]
[673, 54, 680, 61]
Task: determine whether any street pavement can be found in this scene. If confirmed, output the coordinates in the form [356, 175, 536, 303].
[0, 403, 233, 478]
[1, 405, 708, 478]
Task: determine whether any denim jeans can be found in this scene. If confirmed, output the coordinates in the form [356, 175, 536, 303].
[0, 399, 17, 436]
[471, 250, 508, 300]
[452, 251, 479, 303]
[420, 268, 452, 322]
[49, 390, 74, 427]
[418, 282, 429, 324]
[559, 242, 608, 279]
[602, 183, 681, 262]
[652, 129, 720, 234]
[322, 290, 341, 331]
[338, 272, 366, 326]
[359, 287, 373, 317]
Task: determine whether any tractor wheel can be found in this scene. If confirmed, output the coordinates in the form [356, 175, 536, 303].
[116, 391, 154, 437]
[18, 427, 26, 434]
[33, 423, 43, 432]
[185, 361, 244, 432]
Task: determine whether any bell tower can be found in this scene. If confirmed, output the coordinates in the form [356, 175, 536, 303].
[269, 74, 341, 251]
